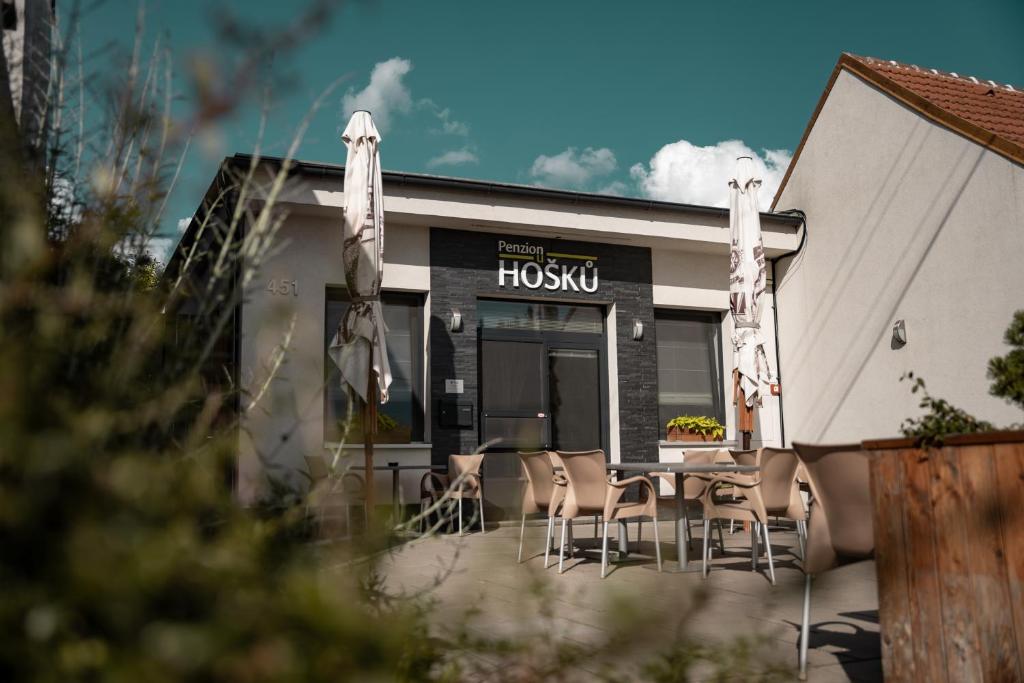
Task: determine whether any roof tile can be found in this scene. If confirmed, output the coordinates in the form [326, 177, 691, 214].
[849, 54, 1024, 148]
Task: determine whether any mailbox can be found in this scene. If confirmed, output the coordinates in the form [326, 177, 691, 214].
[439, 400, 474, 428]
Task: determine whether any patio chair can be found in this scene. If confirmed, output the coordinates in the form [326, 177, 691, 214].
[419, 454, 486, 536]
[303, 455, 366, 539]
[699, 447, 805, 585]
[556, 449, 662, 578]
[516, 450, 567, 564]
[792, 442, 874, 680]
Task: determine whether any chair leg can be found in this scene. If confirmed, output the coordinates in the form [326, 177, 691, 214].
[716, 519, 725, 553]
[730, 519, 736, 534]
[683, 507, 693, 549]
[478, 497, 486, 534]
[799, 573, 812, 680]
[702, 519, 710, 578]
[594, 515, 599, 538]
[636, 519, 642, 551]
[652, 515, 662, 572]
[544, 516, 555, 569]
[458, 497, 464, 536]
[600, 521, 610, 578]
[568, 520, 575, 558]
[751, 522, 759, 570]
[762, 521, 776, 585]
[796, 519, 807, 561]
[559, 517, 568, 574]
[517, 513, 526, 562]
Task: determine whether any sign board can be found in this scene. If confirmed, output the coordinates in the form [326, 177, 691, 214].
[445, 379, 464, 394]
[496, 239, 599, 293]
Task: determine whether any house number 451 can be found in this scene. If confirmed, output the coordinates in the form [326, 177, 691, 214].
[266, 279, 298, 296]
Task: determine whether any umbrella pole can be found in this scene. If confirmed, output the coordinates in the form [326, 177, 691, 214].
[364, 373, 376, 523]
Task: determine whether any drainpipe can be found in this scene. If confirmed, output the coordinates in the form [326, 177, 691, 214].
[768, 209, 807, 447]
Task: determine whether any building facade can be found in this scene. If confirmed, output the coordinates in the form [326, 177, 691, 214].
[187, 157, 801, 510]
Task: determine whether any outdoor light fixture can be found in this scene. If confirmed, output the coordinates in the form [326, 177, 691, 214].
[450, 309, 462, 333]
[892, 319, 907, 347]
[632, 319, 644, 341]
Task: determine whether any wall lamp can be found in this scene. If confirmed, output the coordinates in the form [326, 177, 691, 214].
[450, 309, 463, 333]
[632, 319, 644, 341]
[892, 319, 907, 348]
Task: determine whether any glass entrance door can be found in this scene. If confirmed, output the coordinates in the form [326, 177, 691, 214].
[478, 299, 607, 453]
[548, 348, 601, 451]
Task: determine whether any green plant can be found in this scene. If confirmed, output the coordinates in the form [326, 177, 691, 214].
[666, 415, 725, 440]
[899, 372, 994, 446]
[988, 310, 1024, 414]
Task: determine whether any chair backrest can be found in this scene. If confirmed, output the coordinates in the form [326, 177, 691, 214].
[518, 450, 555, 513]
[556, 449, 607, 517]
[449, 453, 484, 494]
[757, 447, 800, 512]
[730, 449, 758, 467]
[793, 442, 874, 574]
[680, 449, 719, 498]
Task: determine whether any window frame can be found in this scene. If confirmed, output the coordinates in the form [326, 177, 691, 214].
[653, 308, 726, 440]
[323, 287, 425, 444]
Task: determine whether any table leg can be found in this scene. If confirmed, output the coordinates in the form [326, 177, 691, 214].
[617, 519, 629, 557]
[675, 473, 688, 570]
[392, 468, 400, 522]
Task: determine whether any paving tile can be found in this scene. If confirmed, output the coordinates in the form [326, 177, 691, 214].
[379, 521, 882, 681]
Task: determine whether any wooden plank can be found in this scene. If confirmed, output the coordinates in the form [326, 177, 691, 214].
[869, 451, 915, 680]
[960, 444, 1023, 681]
[992, 442, 1024, 675]
[900, 447, 949, 682]
[928, 445, 983, 681]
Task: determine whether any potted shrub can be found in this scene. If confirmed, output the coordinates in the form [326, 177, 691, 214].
[666, 415, 725, 442]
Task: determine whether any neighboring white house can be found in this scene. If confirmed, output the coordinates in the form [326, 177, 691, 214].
[772, 53, 1024, 444]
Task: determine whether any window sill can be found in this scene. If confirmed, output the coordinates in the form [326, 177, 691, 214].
[323, 442, 432, 450]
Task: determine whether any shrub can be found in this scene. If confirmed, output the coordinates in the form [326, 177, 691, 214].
[666, 415, 726, 440]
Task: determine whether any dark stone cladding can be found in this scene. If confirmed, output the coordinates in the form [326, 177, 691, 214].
[428, 227, 658, 467]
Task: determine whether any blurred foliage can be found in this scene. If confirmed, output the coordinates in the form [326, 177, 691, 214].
[987, 309, 1024, 415]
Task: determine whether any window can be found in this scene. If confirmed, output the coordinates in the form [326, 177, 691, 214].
[655, 310, 725, 439]
[324, 289, 424, 443]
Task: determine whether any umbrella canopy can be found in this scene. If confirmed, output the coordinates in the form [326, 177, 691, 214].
[328, 111, 392, 407]
[728, 156, 774, 411]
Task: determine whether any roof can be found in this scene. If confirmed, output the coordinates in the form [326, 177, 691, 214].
[232, 154, 802, 225]
[772, 53, 1024, 209]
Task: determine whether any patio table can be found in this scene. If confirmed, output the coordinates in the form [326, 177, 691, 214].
[606, 462, 759, 572]
[352, 464, 446, 520]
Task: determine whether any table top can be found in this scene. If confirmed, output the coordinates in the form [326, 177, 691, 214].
[607, 462, 759, 474]
[350, 464, 445, 471]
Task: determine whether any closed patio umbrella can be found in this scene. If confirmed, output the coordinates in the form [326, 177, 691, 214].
[728, 156, 774, 449]
[328, 110, 392, 518]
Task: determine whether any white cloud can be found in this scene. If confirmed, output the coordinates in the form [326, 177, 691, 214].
[427, 148, 479, 168]
[341, 57, 414, 133]
[529, 147, 617, 189]
[426, 104, 469, 137]
[630, 139, 791, 210]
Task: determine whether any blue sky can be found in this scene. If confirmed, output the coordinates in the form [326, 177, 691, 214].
[75, 0, 1024, 259]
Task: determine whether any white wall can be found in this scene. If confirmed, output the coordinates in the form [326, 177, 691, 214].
[775, 70, 1024, 445]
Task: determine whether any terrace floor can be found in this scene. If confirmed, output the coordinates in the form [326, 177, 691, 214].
[381, 518, 882, 681]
